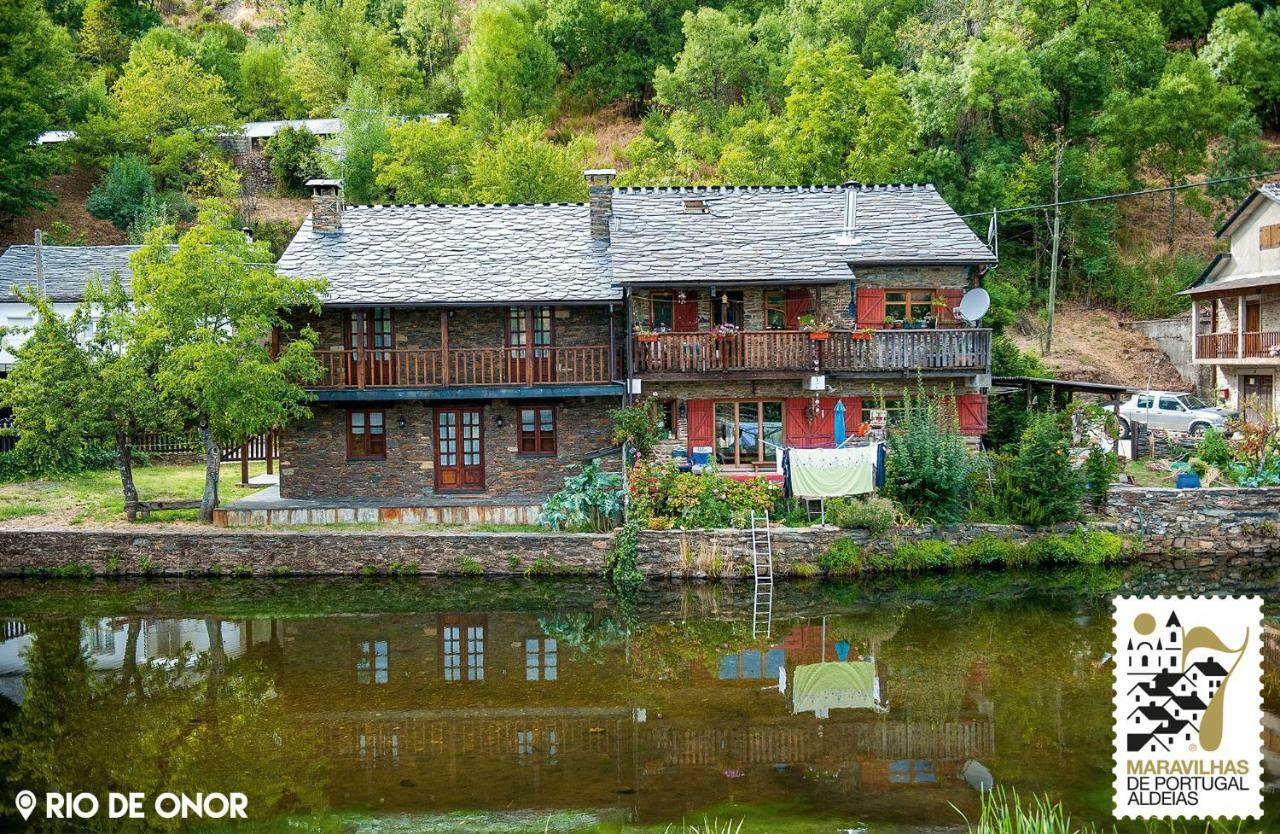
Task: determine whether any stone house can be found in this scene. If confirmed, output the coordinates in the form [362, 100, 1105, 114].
[271, 174, 995, 514]
[1182, 182, 1280, 424]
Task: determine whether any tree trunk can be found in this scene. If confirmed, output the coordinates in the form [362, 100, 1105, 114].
[199, 421, 220, 524]
[1167, 182, 1177, 248]
[117, 433, 139, 522]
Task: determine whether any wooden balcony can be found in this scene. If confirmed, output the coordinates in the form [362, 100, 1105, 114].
[312, 345, 616, 389]
[1195, 331, 1280, 361]
[631, 329, 991, 378]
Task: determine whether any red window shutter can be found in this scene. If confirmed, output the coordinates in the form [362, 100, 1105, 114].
[855, 288, 886, 328]
[686, 400, 714, 452]
[956, 393, 988, 435]
[937, 288, 965, 324]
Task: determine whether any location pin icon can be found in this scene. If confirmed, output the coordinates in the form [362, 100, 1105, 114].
[15, 791, 36, 821]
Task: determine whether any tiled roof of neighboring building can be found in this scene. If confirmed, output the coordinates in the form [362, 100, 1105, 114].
[609, 183, 995, 286]
[276, 203, 619, 305]
[0, 245, 142, 302]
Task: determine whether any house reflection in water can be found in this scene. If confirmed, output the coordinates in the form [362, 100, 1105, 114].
[264, 610, 997, 821]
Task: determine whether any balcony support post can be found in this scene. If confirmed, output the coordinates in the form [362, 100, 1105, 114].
[1238, 295, 1245, 359]
[1190, 298, 1198, 361]
[440, 310, 450, 386]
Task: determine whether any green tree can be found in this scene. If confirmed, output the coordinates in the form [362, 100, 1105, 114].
[79, 0, 129, 67]
[1203, 3, 1280, 126]
[0, 295, 93, 475]
[325, 77, 390, 203]
[85, 153, 155, 231]
[652, 8, 765, 123]
[265, 125, 322, 194]
[997, 411, 1084, 526]
[0, 0, 74, 219]
[374, 117, 474, 202]
[1099, 53, 1244, 244]
[129, 202, 326, 522]
[457, 0, 558, 133]
[285, 0, 420, 115]
[81, 274, 167, 519]
[467, 120, 589, 203]
[238, 40, 302, 120]
[400, 0, 461, 76]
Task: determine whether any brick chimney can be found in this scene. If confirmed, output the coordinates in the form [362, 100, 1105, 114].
[307, 179, 343, 233]
[585, 169, 616, 242]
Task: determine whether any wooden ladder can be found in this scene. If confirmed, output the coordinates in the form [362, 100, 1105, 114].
[751, 510, 773, 638]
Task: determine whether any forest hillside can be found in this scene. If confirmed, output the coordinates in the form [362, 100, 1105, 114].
[3, 0, 1280, 379]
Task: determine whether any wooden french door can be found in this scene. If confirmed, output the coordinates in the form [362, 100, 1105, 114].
[784, 288, 814, 329]
[434, 407, 485, 492]
[344, 307, 395, 386]
[506, 306, 554, 382]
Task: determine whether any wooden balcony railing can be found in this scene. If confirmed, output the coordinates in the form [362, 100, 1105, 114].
[1196, 331, 1280, 360]
[312, 345, 616, 389]
[632, 328, 991, 376]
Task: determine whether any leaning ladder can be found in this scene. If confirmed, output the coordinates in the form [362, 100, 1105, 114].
[751, 510, 774, 638]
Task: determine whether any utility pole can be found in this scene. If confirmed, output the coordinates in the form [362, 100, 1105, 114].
[1045, 128, 1064, 356]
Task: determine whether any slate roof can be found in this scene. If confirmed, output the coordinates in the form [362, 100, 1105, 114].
[609, 184, 995, 286]
[1215, 182, 1280, 239]
[0, 245, 142, 302]
[275, 182, 993, 304]
[276, 203, 618, 305]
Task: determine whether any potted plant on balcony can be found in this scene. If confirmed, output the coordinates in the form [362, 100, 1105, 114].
[798, 314, 833, 340]
[713, 322, 740, 340]
[883, 315, 901, 330]
[850, 327, 875, 341]
[634, 326, 659, 343]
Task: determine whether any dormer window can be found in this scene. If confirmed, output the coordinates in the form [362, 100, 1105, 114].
[1260, 222, 1280, 250]
[683, 198, 708, 213]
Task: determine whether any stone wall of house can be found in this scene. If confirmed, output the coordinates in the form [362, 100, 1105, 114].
[234, 150, 276, 196]
[2, 486, 1271, 577]
[279, 397, 616, 500]
[293, 306, 614, 353]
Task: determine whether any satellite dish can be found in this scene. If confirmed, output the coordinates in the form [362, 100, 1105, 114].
[955, 288, 991, 326]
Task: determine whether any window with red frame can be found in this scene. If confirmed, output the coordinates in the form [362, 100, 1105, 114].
[347, 409, 386, 459]
[517, 406, 556, 455]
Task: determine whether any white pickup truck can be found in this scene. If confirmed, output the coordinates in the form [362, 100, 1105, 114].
[1108, 391, 1235, 438]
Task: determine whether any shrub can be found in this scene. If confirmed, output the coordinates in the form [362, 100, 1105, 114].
[998, 412, 1084, 526]
[607, 517, 644, 586]
[826, 495, 898, 534]
[86, 154, 155, 231]
[663, 472, 778, 529]
[957, 535, 1024, 567]
[265, 125, 321, 194]
[538, 460, 622, 532]
[611, 398, 663, 460]
[789, 562, 818, 578]
[1081, 448, 1119, 511]
[1195, 426, 1234, 469]
[891, 539, 957, 571]
[1026, 530, 1133, 566]
[818, 538, 864, 575]
[884, 383, 972, 523]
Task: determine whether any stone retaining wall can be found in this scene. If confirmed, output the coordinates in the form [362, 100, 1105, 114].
[0, 486, 1274, 578]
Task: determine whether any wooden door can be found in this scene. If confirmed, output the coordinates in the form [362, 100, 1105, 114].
[673, 293, 700, 332]
[506, 306, 555, 382]
[784, 289, 813, 329]
[434, 407, 484, 492]
[1241, 375, 1274, 425]
[344, 308, 395, 386]
[1246, 300, 1262, 332]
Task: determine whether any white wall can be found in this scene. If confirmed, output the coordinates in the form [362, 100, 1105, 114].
[1226, 199, 1280, 279]
[0, 300, 98, 366]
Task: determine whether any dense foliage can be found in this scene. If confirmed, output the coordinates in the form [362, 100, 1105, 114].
[883, 384, 972, 523]
[537, 460, 623, 531]
[820, 529, 1134, 575]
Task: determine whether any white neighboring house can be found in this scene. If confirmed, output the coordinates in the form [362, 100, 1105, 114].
[0, 244, 144, 371]
[1182, 183, 1280, 424]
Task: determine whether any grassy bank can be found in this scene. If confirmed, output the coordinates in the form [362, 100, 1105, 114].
[0, 462, 267, 524]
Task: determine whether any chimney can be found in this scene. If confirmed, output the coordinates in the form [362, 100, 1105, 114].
[308, 179, 344, 233]
[585, 169, 616, 242]
[836, 180, 861, 245]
